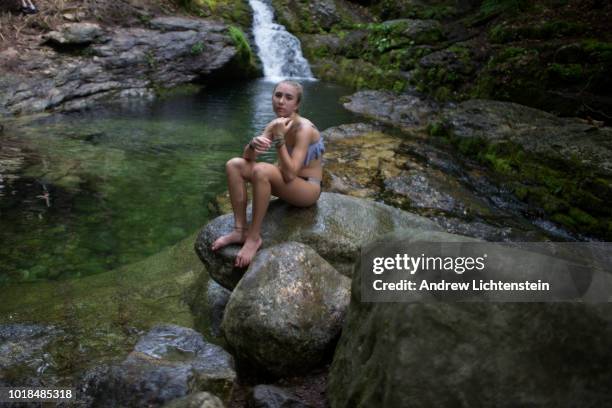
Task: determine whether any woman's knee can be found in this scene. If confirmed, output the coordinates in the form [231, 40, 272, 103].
[226, 157, 247, 173]
[252, 163, 273, 182]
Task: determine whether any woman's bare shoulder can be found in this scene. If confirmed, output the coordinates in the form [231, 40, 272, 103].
[296, 117, 319, 140]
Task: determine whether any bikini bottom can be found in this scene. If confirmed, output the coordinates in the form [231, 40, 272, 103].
[299, 176, 322, 186]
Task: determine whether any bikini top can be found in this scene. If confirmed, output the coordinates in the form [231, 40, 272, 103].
[286, 137, 325, 167]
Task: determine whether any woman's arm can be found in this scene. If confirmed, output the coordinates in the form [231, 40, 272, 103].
[242, 135, 271, 161]
[243, 120, 277, 161]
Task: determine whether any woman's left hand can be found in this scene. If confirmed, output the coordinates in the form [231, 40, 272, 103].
[269, 117, 293, 139]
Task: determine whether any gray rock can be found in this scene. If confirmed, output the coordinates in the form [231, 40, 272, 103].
[419, 48, 473, 74]
[328, 230, 612, 407]
[384, 172, 461, 213]
[381, 18, 443, 44]
[343, 90, 439, 130]
[221, 242, 350, 376]
[250, 384, 311, 408]
[321, 122, 383, 142]
[301, 33, 342, 56]
[195, 192, 440, 289]
[207, 280, 231, 338]
[162, 391, 226, 408]
[0, 324, 61, 384]
[1, 17, 240, 116]
[309, 0, 341, 30]
[442, 99, 612, 177]
[43, 23, 106, 45]
[94, 324, 236, 407]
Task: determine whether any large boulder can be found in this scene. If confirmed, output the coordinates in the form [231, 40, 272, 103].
[221, 242, 350, 376]
[342, 90, 440, 131]
[195, 192, 440, 289]
[0, 17, 249, 116]
[441, 99, 612, 177]
[328, 230, 612, 407]
[93, 325, 236, 407]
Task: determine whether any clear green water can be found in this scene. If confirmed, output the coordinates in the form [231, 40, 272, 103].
[0, 79, 356, 284]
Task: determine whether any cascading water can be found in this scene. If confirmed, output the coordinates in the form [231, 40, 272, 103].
[248, 0, 315, 80]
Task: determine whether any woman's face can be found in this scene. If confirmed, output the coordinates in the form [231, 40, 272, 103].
[272, 83, 300, 118]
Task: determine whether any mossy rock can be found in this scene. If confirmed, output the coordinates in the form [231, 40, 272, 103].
[312, 56, 408, 91]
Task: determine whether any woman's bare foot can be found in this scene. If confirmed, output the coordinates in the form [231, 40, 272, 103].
[235, 235, 263, 268]
[211, 229, 247, 251]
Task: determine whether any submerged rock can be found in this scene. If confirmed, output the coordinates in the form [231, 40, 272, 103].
[195, 192, 440, 289]
[0, 323, 62, 386]
[328, 230, 612, 407]
[222, 242, 350, 377]
[93, 324, 235, 407]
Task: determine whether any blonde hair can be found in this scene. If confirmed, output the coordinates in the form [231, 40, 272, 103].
[273, 80, 303, 104]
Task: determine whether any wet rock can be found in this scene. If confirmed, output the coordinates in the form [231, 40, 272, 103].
[309, 0, 342, 30]
[320, 123, 566, 241]
[328, 230, 612, 408]
[1, 17, 240, 116]
[43, 23, 106, 46]
[250, 384, 311, 408]
[384, 172, 461, 213]
[0, 324, 62, 386]
[320, 122, 383, 142]
[430, 216, 549, 242]
[343, 90, 439, 130]
[323, 130, 401, 198]
[207, 280, 231, 338]
[195, 192, 440, 288]
[221, 242, 350, 377]
[94, 324, 236, 407]
[162, 391, 226, 408]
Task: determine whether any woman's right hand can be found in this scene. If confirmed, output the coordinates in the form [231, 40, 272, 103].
[250, 135, 272, 154]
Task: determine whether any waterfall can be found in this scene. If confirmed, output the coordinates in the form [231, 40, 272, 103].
[248, 0, 315, 81]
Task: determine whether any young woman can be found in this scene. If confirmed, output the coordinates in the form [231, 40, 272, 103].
[211, 80, 324, 267]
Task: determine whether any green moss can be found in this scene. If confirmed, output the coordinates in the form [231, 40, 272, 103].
[439, 130, 611, 238]
[480, 0, 530, 17]
[489, 20, 586, 43]
[313, 57, 407, 91]
[373, 0, 456, 21]
[190, 41, 205, 55]
[427, 121, 449, 138]
[227, 25, 257, 71]
[568, 207, 597, 227]
[582, 40, 612, 63]
[548, 63, 584, 83]
[551, 213, 576, 228]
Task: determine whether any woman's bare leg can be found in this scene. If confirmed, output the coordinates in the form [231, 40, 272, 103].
[211, 157, 254, 251]
[235, 163, 320, 267]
